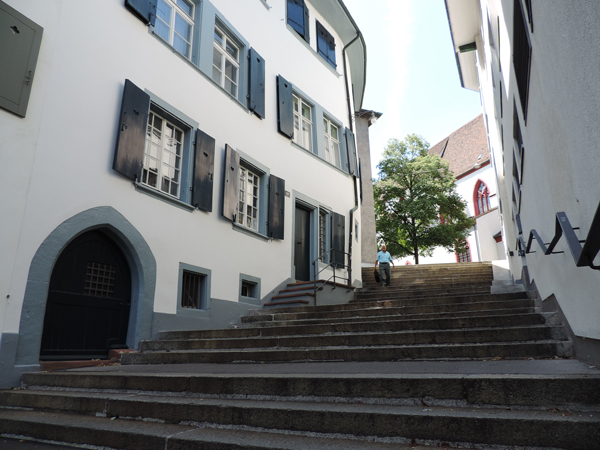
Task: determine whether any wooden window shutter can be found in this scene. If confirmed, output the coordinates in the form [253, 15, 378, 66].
[331, 212, 345, 267]
[302, 0, 310, 42]
[277, 75, 294, 139]
[125, 0, 157, 26]
[222, 144, 240, 221]
[345, 127, 358, 176]
[267, 175, 285, 239]
[248, 48, 265, 119]
[192, 129, 215, 212]
[113, 79, 150, 181]
[0, 2, 43, 118]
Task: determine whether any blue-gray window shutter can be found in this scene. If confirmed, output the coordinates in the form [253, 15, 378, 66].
[268, 175, 285, 239]
[332, 212, 346, 267]
[0, 2, 43, 118]
[358, 158, 363, 203]
[277, 75, 294, 139]
[345, 127, 358, 176]
[113, 79, 150, 181]
[222, 144, 240, 221]
[302, 1, 310, 42]
[192, 129, 215, 212]
[125, 0, 157, 26]
[248, 48, 265, 119]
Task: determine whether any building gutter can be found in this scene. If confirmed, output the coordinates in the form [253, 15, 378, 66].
[444, 0, 465, 88]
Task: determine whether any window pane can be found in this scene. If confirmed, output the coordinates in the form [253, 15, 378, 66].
[155, 19, 171, 42]
[177, 0, 193, 17]
[293, 115, 300, 143]
[293, 96, 299, 112]
[226, 40, 239, 61]
[174, 35, 190, 57]
[156, 0, 172, 23]
[214, 27, 223, 45]
[225, 59, 237, 82]
[175, 14, 191, 41]
[225, 78, 237, 97]
[331, 124, 338, 140]
[302, 120, 312, 150]
[333, 141, 340, 166]
[302, 103, 311, 119]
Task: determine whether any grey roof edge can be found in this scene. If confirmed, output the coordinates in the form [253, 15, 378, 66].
[444, 0, 465, 89]
[338, 0, 367, 111]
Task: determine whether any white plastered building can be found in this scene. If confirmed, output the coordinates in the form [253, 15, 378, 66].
[445, 0, 600, 364]
[0, 0, 368, 386]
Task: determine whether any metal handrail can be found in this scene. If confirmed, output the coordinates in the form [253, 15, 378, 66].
[525, 200, 600, 271]
[312, 248, 352, 305]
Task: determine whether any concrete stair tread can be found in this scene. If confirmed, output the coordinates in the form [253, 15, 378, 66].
[145, 324, 562, 347]
[157, 313, 548, 341]
[0, 409, 412, 450]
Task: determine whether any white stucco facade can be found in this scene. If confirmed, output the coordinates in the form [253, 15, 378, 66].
[445, 0, 600, 354]
[0, 0, 367, 385]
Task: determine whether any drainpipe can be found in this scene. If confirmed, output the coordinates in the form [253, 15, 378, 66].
[342, 32, 360, 132]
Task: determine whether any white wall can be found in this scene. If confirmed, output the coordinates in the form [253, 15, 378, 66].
[475, 0, 600, 340]
[0, 0, 362, 338]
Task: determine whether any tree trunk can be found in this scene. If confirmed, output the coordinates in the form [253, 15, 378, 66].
[414, 246, 419, 265]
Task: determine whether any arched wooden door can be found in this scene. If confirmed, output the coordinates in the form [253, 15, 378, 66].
[40, 230, 131, 360]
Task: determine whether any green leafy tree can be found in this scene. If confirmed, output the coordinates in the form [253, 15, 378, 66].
[373, 134, 475, 264]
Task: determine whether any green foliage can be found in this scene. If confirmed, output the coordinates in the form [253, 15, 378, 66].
[374, 134, 475, 264]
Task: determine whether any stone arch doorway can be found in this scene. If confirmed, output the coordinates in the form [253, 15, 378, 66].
[40, 230, 132, 360]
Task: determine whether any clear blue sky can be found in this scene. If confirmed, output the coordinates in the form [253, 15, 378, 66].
[342, 0, 483, 177]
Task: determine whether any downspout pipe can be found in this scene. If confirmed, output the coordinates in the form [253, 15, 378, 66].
[339, 0, 365, 287]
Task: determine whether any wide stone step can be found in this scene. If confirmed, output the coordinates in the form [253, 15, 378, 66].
[0, 409, 410, 450]
[242, 292, 528, 317]
[242, 298, 534, 324]
[21, 371, 600, 410]
[240, 307, 537, 331]
[354, 286, 492, 301]
[2, 389, 598, 449]
[158, 312, 547, 341]
[121, 341, 569, 365]
[142, 325, 563, 352]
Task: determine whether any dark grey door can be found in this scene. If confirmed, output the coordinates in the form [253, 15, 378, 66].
[40, 230, 132, 360]
[294, 205, 311, 281]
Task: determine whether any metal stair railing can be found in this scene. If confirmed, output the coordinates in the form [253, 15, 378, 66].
[524, 200, 600, 271]
[312, 248, 352, 305]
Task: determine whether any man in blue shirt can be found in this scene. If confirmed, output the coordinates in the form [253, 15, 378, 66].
[375, 244, 395, 287]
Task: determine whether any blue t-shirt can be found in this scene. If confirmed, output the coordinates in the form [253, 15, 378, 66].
[376, 251, 392, 263]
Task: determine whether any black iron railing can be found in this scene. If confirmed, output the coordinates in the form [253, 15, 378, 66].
[524, 200, 600, 271]
[312, 249, 352, 305]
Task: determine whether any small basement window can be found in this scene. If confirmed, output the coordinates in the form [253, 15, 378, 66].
[177, 263, 211, 316]
[181, 270, 206, 309]
[239, 273, 261, 305]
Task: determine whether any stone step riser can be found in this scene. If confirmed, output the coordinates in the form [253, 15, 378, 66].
[158, 313, 546, 341]
[240, 292, 529, 318]
[142, 326, 563, 352]
[241, 299, 534, 324]
[2, 392, 597, 450]
[121, 342, 568, 365]
[21, 373, 600, 409]
[240, 308, 538, 329]
[354, 287, 492, 300]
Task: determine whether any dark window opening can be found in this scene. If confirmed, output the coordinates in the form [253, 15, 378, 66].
[287, 0, 309, 42]
[316, 21, 336, 68]
[456, 242, 472, 263]
[241, 280, 258, 298]
[513, 0, 532, 122]
[181, 270, 205, 309]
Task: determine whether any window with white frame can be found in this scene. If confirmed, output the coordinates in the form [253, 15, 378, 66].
[212, 25, 240, 97]
[323, 117, 340, 167]
[155, 0, 194, 59]
[142, 111, 183, 198]
[319, 210, 328, 262]
[237, 166, 260, 232]
[292, 94, 313, 151]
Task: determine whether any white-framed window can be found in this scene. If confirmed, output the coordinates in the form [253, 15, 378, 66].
[293, 94, 313, 151]
[319, 209, 329, 262]
[212, 25, 240, 97]
[323, 117, 341, 167]
[142, 111, 183, 198]
[155, 0, 195, 59]
[238, 166, 260, 232]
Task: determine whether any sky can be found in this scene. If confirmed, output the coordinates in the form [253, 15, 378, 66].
[341, 0, 483, 178]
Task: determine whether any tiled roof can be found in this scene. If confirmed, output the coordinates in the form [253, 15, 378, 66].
[428, 114, 490, 178]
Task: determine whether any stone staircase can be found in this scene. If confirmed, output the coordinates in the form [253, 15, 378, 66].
[1, 262, 600, 449]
